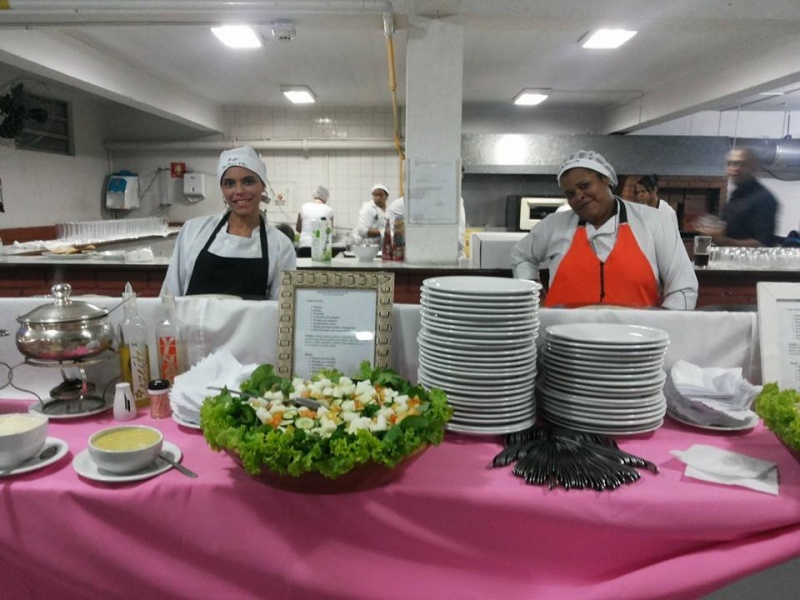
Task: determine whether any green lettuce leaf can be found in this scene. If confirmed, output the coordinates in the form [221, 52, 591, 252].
[754, 383, 800, 452]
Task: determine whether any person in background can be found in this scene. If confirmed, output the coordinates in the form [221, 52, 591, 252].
[296, 185, 334, 258]
[353, 184, 389, 241]
[276, 223, 296, 243]
[386, 194, 467, 257]
[693, 146, 778, 247]
[162, 145, 296, 300]
[634, 174, 679, 227]
[510, 149, 697, 310]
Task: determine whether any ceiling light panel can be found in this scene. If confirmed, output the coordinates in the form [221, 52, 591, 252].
[281, 85, 316, 104]
[513, 89, 549, 106]
[581, 29, 637, 50]
[211, 25, 262, 49]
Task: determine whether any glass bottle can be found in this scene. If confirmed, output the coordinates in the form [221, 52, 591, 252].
[392, 217, 405, 261]
[118, 282, 152, 408]
[382, 219, 393, 260]
[156, 293, 187, 385]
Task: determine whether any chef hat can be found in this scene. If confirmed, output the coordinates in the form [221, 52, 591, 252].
[371, 183, 389, 195]
[314, 185, 330, 202]
[217, 145, 267, 184]
[557, 150, 618, 188]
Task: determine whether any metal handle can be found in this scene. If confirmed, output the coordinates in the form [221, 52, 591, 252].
[159, 452, 198, 478]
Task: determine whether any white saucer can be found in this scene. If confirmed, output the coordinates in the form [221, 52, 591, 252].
[172, 413, 202, 430]
[72, 440, 182, 483]
[0, 437, 69, 477]
[666, 409, 760, 432]
[29, 397, 113, 420]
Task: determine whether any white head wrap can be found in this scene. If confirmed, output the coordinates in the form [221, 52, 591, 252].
[314, 185, 330, 202]
[217, 146, 267, 184]
[557, 150, 618, 188]
[371, 183, 389, 195]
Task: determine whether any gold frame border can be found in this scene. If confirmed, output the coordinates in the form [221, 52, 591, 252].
[277, 270, 395, 378]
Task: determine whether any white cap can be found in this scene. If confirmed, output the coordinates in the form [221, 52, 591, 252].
[371, 183, 389, 195]
[217, 146, 267, 184]
[314, 185, 330, 202]
[557, 150, 618, 188]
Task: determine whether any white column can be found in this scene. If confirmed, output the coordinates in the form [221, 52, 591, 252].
[403, 16, 463, 265]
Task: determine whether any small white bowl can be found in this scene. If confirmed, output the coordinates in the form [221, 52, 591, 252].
[0, 413, 49, 468]
[352, 245, 379, 262]
[88, 425, 163, 474]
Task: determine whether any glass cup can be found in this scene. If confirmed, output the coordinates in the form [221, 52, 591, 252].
[693, 235, 712, 268]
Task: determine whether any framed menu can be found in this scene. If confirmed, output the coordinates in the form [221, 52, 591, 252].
[757, 282, 800, 389]
[277, 270, 395, 378]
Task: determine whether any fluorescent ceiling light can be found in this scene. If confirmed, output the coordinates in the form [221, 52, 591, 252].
[281, 85, 316, 104]
[581, 29, 637, 49]
[513, 89, 549, 106]
[759, 92, 785, 96]
[211, 25, 262, 49]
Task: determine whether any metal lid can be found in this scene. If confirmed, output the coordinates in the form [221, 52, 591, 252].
[148, 379, 171, 392]
[16, 283, 109, 325]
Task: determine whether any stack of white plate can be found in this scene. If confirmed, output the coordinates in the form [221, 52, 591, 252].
[417, 276, 541, 435]
[538, 323, 669, 435]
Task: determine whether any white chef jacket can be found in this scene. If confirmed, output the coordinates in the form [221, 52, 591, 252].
[353, 201, 388, 240]
[298, 201, 335, 248]
[658, 199, 680, 228]
[161, 212, 297, 300]
[510, 198, 697, 310]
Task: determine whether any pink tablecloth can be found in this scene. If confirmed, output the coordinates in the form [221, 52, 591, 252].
[1, 399, 799, 600]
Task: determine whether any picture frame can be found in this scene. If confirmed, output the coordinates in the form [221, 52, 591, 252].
[277, 270, 395, 378]
[757, 281, 800, 389]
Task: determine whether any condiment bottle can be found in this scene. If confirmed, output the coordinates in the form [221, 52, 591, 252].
[156, 293, 187, 385]
[382, 219, 393, 260]
[113, 381, 137, 421]
[392, 217, 405, 261]
[118, 282, 152, 408]
[148, 379, 171, 419]
[322, 217, 333, 261]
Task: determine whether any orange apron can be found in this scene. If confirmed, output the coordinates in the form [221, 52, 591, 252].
[544, 203, 659, 308]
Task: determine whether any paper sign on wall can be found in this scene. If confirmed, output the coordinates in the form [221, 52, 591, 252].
[406, 158, 459, 224]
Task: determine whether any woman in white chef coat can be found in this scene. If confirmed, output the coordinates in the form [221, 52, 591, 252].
[296, 185, 334, 258]
[162, 145, 296, 300]
[634, 174, 679, 228]
[510, 150, 697, 310]
[353, 184, 389, 242]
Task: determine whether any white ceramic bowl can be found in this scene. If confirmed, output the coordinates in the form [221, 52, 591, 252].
[88, 425, 164, 474]
[0, 413, 49, 468]
[352, 244, 379, 262]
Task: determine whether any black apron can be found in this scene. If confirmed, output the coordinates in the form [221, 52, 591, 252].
[186, 212, 270, 300]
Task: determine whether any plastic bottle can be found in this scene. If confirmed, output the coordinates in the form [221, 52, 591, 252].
[113, 382, 137, 421]
[323, 217, 332, 261]
[311, 218, 332, 262]
[156, 293, 187, 384]
[392, 217, 405, 261]
[382, 219, 393, 260]
[118, 282, 152, 408]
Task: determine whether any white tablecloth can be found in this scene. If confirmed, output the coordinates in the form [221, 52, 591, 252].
[0, 297, 760, 401]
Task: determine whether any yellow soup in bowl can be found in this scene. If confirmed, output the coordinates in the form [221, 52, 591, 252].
[93, 427, 161, 452]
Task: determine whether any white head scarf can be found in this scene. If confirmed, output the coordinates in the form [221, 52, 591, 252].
[371, 183, 389, 195]
[217, 146, 267, 184]
[557, 150, 618, 188]
[314, 185, 330, 202]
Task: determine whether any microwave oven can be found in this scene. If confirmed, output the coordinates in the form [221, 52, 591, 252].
[506, 195, 566, 231]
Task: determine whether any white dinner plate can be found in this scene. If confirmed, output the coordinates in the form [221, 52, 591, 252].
[172, 413, 202, 430]
[419, 373, 535, 396]
[419, 329, 537, 349]
[420, 298, 539, 317]
[542, 376, 666, 398]
[0, 437, 69, 478]
[421, 308, 539, 327]
[666, 409, 760, 432]
[543, 368, 666, 389]
[423, 322, 539, 341]
[541, 355, 664, 375]
[546, 336, 668, 353]
[544, 343, 667, 360]
[418, 341, 537, 362]
[423, 276, 541, 296]
[420, 360, 535, 380]
[546, 323, 670, 346]
[445, 389, 536, 407]
[449, 396, 536, 414]
[422, 316, 539, 334]
[538, 385, 666, 409]
[542, 398, 666, 423]
[445, 415, 537, 435]
[419, 352, 535, 374]
[419, 367, 536, 389]
[541, 359, 664, 382]
[72, 440, 182, 483]
[542, 411, 664, 436]
[450, 405, 537, 426]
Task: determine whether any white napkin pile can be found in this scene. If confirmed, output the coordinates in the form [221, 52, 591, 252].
[170, 349, 257, 425]
[671, 444, 779, 495]
[665, 360, 762, 428]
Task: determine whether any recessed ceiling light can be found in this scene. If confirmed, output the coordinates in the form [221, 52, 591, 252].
[581, 29, 637, 49]
[759, 92, 785, 96]
[513, 89, 549, 106]
[211, 25, 262, 49]
[281, 85, 316, 104]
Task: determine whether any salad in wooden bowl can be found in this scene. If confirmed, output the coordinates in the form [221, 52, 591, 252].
[201, 361, 452, 493]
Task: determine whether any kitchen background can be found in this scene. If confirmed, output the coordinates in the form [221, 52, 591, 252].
[1, 66, 799, 247]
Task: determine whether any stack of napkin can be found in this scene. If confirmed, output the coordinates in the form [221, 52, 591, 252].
[665, 360, 762, 428]
[170, 349, 257, 425]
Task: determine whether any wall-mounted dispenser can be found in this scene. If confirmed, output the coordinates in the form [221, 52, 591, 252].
[106, 170, 139, 210]
[183, 172, 206, 203]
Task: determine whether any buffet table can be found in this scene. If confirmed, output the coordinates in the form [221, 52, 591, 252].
[1, 298, 798, 600]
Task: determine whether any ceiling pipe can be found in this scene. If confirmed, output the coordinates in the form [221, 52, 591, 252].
[0, 1, 395, 25]
[104, 138, 398, 152]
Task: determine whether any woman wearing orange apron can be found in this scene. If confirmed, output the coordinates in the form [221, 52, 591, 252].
[511, 150, 697, 310]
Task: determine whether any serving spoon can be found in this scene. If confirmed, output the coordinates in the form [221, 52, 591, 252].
[0, 444, 59, 477]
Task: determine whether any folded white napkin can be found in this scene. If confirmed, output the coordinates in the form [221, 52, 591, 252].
[667, 360, 761, 427]
[170, 349, 257, 424]
[671, 444, 779, 495]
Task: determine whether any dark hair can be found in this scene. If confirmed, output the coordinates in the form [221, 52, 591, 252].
[275, 223, 295, 242]
[636, 174, 659, 193]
